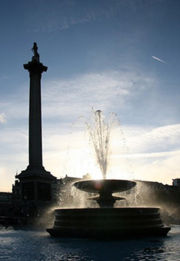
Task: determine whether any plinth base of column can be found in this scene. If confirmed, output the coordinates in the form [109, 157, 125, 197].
[16, 165, 56, 181]
[15, 165, 56, 202]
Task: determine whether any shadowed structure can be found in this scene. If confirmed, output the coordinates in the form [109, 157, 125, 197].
[74, 179, 135, 208]
[47, 178, 170, 238]
[16, 43, 56, 206]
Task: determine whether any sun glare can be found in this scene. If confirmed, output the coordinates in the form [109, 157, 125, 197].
[64, 148, 103, 179]
[64, 148, 135, 180]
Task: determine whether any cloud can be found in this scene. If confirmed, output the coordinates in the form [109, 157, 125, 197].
[29, 1, 120, 33]
[111, 124, 180, 155]
[0, 113, 6, 123]
[42, 70, 155, 124]
[113, 151, 180, 185]
[0, 70, 155, 126]
[115, 150, 180, 159]
[152, 56, 166, 64]
[108, 124, 180, 184]
[130, 151, 180, 185]
[30, 3, 104, 33]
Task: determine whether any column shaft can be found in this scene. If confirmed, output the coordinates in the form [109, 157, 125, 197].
[29, 72, 43, 168]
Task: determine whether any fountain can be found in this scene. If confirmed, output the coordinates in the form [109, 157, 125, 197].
[47, 111, 170, 238]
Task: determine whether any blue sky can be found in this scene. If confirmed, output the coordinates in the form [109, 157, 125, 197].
[1, 0, 180, 191]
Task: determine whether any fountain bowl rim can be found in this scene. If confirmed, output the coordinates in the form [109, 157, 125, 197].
[73, 179, 136, 193]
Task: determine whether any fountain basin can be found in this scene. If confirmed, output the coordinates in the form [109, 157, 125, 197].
[47, 180, 170, 238]
[74, 179, 136, 194]
[47, 207, 170, 238]
[73, 179, 136, 208]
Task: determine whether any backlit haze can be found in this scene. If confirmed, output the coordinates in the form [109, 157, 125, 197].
[1, 0, 180, 191]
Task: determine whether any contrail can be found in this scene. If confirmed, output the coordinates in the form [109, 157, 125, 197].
[152, 56, 166, 64]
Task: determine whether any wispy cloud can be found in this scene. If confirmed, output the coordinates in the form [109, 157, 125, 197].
[111, 124, 180, 155]
[0, 113, 6, 123]
[42, 70, 155, 123]
[105, 124, 180, 183]
[152, 56, 166, 64]
[113, 150, 180, 159]
[110, 150, 180, 184]
[30, 2, 119, 33]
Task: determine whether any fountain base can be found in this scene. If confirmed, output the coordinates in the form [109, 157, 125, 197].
[47, 207, 170, 238]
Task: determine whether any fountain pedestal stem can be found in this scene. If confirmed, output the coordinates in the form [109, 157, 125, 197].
[97, 192, 116, 208]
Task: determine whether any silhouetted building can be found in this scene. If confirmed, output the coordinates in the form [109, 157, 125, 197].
[0, 192, 13, 216]
[172, 178, 180, 187]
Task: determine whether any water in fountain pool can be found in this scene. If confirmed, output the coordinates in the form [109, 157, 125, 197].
[0, 226, 179, 261]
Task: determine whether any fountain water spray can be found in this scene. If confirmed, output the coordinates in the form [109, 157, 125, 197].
[87, 110, 110, 179]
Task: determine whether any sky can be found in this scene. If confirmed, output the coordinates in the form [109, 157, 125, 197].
[1, 0, 180, 191]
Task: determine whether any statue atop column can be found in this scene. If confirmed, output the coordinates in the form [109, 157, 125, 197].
[32, 42, 40, 62]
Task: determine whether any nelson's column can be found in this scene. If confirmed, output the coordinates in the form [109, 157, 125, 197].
[15, 43, 56, 206]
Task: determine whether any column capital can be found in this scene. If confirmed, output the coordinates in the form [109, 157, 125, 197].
[24, 61, 47, 74]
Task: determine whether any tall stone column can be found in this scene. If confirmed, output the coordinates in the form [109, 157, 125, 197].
[24, 45, 47, 170]
[16, 43, 56, 204]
